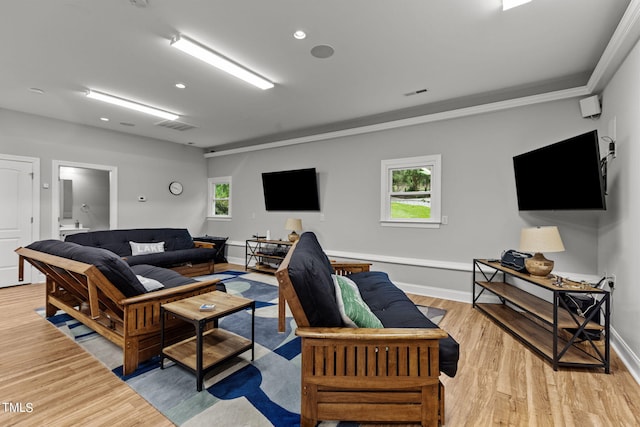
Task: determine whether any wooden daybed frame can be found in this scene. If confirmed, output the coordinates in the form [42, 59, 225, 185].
[16, 246, 221, 375]
[275, 241, 448, 427]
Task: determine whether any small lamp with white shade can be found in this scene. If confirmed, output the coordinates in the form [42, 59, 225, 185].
[285, 218, 303, 242]
[519, 226, 565, 276]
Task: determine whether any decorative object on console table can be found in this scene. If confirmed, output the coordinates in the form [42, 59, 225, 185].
[284, 218, 302, 242]
[519, 226, 565, 276]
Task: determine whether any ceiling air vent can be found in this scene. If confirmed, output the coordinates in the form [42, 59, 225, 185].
[155, 120, 198, 131]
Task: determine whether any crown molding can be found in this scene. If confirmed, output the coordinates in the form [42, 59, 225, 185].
[588, 0, 640, 93]
[205, 86, 589, 158]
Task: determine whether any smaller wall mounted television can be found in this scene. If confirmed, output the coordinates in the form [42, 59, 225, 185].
[513, 130, 606, 211]
[262, 167, 320, 211]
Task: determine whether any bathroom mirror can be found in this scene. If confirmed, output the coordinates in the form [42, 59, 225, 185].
[60, 179, 73, 219]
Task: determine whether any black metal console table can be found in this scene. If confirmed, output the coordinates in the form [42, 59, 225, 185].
[473, 259, 610, 373]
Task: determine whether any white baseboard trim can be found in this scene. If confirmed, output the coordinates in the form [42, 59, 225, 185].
[228, 239, 474, 272]
[611, 328, 640, 385]
[325, 249, 472, 272]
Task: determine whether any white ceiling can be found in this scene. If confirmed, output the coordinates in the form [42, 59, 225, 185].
[0, 0, 634, 151]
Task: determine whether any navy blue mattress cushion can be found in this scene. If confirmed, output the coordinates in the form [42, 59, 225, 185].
[26, 240, 147, 298]
[287, 232, 343, 327]
[125, 247, 217, 267]
[65, 228, 196, 257]
[348, 271, 460, 378]
[130, 264, 227, 293]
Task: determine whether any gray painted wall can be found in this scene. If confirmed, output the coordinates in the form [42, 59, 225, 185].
[598, 37, 640, 374]
[0, 109, 209, 239]
[206, 97, 607, 295]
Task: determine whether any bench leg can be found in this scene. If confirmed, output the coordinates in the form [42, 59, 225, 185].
[45, 278, 58, 317]
[123, 338, 139, 376]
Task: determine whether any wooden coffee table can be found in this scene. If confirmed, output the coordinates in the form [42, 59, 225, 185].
[160, 291, 255, 391]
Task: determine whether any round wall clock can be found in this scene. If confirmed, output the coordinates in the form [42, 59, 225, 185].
[169, 181, 183, 195]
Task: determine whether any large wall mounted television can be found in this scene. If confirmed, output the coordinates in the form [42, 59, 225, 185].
[513, 130, 606, 211]
[262, 168, 320, 211]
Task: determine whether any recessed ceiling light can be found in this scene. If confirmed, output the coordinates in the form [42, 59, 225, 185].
[175, 83, 186, 89]
[293, 30, 306, 40]
[100, 117, 110, 122]
[503, 0, 531, 11]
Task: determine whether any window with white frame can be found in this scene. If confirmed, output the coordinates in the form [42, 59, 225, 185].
[380, 155, 441, 228]
[208, 176, 231, 218]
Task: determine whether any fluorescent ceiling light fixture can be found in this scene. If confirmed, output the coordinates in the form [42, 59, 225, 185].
[170, 34, 274, 90]
[86, 90, 179, 121]
[503, 0, 531, 10]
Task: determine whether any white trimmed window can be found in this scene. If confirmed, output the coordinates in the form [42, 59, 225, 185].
[380, 155, 441, 228]
[208, 176, 231, 218]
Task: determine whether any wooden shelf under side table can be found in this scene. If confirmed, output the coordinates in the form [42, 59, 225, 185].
[160, 291, 255, 391]
[473, 259, 610, 373]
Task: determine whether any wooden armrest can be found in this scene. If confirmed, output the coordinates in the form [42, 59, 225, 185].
[194, 241, 215, 249]
[296, 327, 448, 340]
[330, 261, 372, 274]
[120, 278, 220, 305]
[16, 247, 94, 275]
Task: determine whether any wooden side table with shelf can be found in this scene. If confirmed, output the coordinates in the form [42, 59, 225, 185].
[245, 238, 293, 274]
[473, 259, 610, 373]
[160, 291, 255, 391]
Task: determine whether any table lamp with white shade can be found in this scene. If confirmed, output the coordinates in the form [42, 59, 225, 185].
[285, 218, 303, 242]
[519, 226, 565, 276]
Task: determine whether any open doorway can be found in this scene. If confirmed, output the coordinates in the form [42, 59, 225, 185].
[51, 161, 118, 239]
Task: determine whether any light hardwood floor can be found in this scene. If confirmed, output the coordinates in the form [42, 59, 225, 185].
[1, 264, 639, 426]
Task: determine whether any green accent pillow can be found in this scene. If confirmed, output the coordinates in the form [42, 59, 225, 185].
[333, 274, 383, 328]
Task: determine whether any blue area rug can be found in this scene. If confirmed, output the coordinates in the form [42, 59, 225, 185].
[40, 271, 445, 426]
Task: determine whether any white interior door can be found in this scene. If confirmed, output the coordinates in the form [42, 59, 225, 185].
[0, 158, 34, 287]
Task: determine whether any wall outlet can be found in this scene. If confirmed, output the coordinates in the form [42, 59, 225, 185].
[604, 271, 616, 288]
